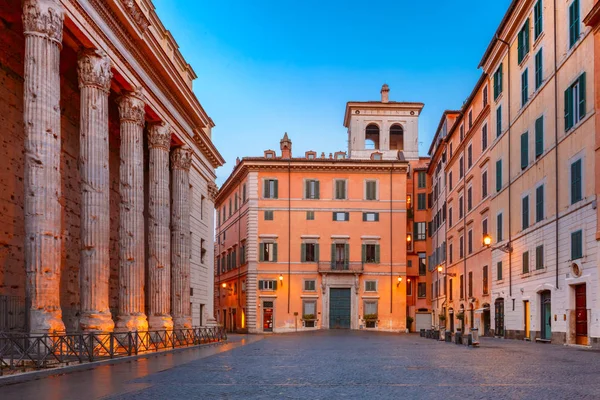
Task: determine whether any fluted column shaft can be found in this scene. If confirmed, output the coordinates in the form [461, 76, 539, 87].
[115, 91, 147, 331]
[77, 50, 114, 332]
[147, 123, 173, 330]
[22, 0, 65, 334]
[171, 147, 192, 329]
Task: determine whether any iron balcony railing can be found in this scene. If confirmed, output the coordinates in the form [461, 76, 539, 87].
[0, 326, 226, 376]
[318, 261, 364, 273]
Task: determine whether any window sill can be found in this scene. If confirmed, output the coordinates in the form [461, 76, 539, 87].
[518, 52, 530, 68]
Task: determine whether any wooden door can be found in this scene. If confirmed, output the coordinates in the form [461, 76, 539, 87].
[329, 288, 351, 329]
[541, 291, 551, 340]
[263, 301, 274, 332]
[494, 299, 504, 336]
[576, 284, 588, 345]
[524, 301, 530, 339]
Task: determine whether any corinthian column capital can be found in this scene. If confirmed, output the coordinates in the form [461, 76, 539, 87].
[22, 0, 64, 45]
[148, 122, 172, 151]
[171, 147, 192, 171]
[117, 89, 145, 126]
[77, 49, 112, 93]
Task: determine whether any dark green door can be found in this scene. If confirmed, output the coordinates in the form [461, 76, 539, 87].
[541, 291, 551, 340]
[329, 288, 351, 329]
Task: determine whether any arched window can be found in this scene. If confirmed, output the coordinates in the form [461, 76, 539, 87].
[365, 124, 380, 150]
[390, 124, 404, 151]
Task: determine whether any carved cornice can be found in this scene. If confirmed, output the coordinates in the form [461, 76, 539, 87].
[148, 121, 172, 151]
[207, 182, 219, 203]
[171, 147, 193, 171]
[119, 0, 150, 33]
[22, 0, 64, 45]
[77, 49, 112, 93]
[117, 89, 145, 126]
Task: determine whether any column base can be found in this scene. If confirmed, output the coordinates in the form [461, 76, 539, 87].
[148, 314, 174, 331]
[173, 316, 192, 330]
[115, 313, 148, 332]
[79, 311, 115, 333]
[29, 309, 65, 334]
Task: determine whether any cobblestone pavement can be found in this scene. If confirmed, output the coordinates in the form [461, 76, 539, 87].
[106, 331, 600, 400]
[5, 331, 600, 399]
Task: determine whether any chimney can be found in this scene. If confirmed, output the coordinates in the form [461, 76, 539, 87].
[381, 84, 390, 103]
[280, 132, 292, 159]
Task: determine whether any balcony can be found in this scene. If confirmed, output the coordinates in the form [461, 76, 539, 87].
[318, 261, 364, 274]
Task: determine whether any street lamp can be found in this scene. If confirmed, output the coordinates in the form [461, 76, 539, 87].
[482, 234, 513, 253]
[279, 274, 284, 286]
[221, 283, 227, 288]
[406, 234, 412, 243]
[482, 234, 492, 247]
[397, 276, 403, 286]
[437, 264, 456, 277]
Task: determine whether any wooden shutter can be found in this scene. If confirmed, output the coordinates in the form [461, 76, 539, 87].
[523, 251, 529, 274]
[523, 195, 529, 229]
[259, 280, 264, 290]
[273, 280, 277, 290]
[571, 159, 581, 203]
[525, 19, 530, 54]
[362, 213, 367, 222]
[345, 212, 350, 221]
[579, 72, 586, 119]
[496, 160, 502, 192]
[259, 243, 265, 262]
[274, 180, 279, 199]
[273, 243, 278, 262]
[571, 230, 582, 260]
[301, 243, 306, 263]
[521, 132, 528, 169]
[375, 213, 380, 222]
[536, 185, 544, 222]
[315, 180, 320, 199]
[305, 181, 310, 199]
[565, 87, 573, 131]
[535, 117, 543, 157]
[315, 244, 320, 262]
[375, 245, 380, 263]
[344, 244, 350, 268]
[362, 244, 366, 263]
[331, 244, 335, 265]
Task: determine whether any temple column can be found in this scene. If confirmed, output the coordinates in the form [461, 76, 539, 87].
[22, 0, 65, 334]
[171, 147, 192, 329]
[77, 49, 114, 332]
[147, 122, 173, 330]
[115, 90, 147, 331]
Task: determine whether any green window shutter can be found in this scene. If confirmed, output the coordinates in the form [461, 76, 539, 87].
[375, 245, 380, 263]
[375, 213, 380, 222]
[273, 243, 278, 262]
[565, 86, 573, 131]
[301, 243, 306, 263]
[525, 19, 530, 54]
[535, 0, 543, 39]
[259, 243, 265, 262]
[331, 244, 335, 264]
[535, 49, 543, 89]
[274, 180, 279, 199]
[570, 0, 580, 48]
[259, 280, 264, 290]
[362, 213, 367, 222]
[499, 64, 503, 95]
[273, 280, 277, 290]
[315, 180, 320, 199]
[496, 106, 502, 137]
[522, 196, 529, 230]
[536, 185, 544, 222]
[315, 244, 320, 262]
[344, 244, 350, 267]
[362, 244, 366, 263]
[305, 181, 310, 199]
[571, 159, 582, 204]
[496, 160, 502, 192]
[521, 132, 528, 169]
[345, 212, 350, 221]
[523, 252, 529, 274]
[571, 230, 583, 260]
[579, 72, 586, 120]
[335, 181, 340, 199]
[535, 117, 544, 157]
[521, 69, 528, 107]
[518, 28, 523, 63]
[332, 212, 336, 221]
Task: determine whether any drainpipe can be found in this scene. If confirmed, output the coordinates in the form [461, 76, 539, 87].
[553, 0, 559, 290]
[288, 160, 291, 314]
[390, 162, 394, 314]
[496, 34, 513, 298]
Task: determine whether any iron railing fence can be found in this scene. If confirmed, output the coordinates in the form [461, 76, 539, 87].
[318, 261, 364, 273]
[0, 326, 226, 376]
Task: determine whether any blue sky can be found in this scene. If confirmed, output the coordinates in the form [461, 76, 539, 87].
[153, 0, 512, 185]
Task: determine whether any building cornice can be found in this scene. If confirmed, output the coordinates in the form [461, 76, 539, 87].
[343, 101, 425, 127]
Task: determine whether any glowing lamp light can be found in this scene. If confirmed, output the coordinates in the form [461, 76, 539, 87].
[406, 234, 412, 243]
[279, 274, 284, 281]
[407, 278, 411, 283]
[437, 265, 443, 273]
[397, 276, 403, 283]
[221, 283, 227, 288]
[483, 234, 492, 247]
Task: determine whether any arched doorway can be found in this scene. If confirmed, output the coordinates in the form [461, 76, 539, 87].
[482, 303, 491, 336]
[448, 308, 455, 332]
[540, 290, 552, 340]
[494, 298, 504, 336]
[365, 124, 380, 150]
[390, 124, 404, 151]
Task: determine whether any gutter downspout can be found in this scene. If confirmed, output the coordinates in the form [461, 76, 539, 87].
[288, 160, 291, 314]
[553, 0, 560, 290]
[390, 163, 394, 314]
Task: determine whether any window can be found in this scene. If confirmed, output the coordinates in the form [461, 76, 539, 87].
[303, 300, 316, 326]
[497, 213, 503, 242]
[222, 206, 226, 223]
[417, 193, 426, 210]
[242, 184, 247, 202]
[415, 222, 426, 241]
[200, 239, 206, 264]
[449, 279, 453, 300]
[535, 116, 544, 158]
[301, 243, 319, 263]
[468, 110, 473, 129]
[571, 159, 582, 204]
[417, 171, 426, 188]
[335, 180, 347, 200]
[234, 193, 238, 211]
[571, 230, 583, 260]
[333, 212, 350, 222]
[258, 280, 277, 291]
[240, 243, 247, 265]
[497, 261, 503, 281]
[448, 207, 453, 228]
[482, 218, 488, 236]
[306, 211, 315, 220]
[303, 279, 316, 292]
[407, 281, 412, 296]
[458, 196, 464, 219]
[496, 106, 502, 137]
[264, 210, 274, 221]
[363, 212, 379, 222]
[535, 49, 543, 90]
[494, 64, 503, 100]
[305, 179, 320, 199]
[365, 280, 377, 292]
[565, 73, 586, 131]
[417, 283, 426, 298]
[259, 242, 277, 262]
[365, 181, 378, 200]
[518, 19, 530, 64]
[536, 245, 544, 270]
[522, 195, 529, 230]
[450, 142, 453, 158]
[418, 253, 426, 276]
[229, 198, 232, 217]
[363, 244, 380, 264]
[521, 69, 529, 107]
[467, 144, 473, 169]
[468, 271, 473, 297]
[482, 124, 488, 151]
[460, 125, 464, 142]
[482, 171, 488, 198]
[534, 0, 543, 39]
[307, 153, 315, 160]
[522, 251, 530, 274]
[200, 196, 205, 220]
[467, 187, 473, 212]
[496, 159, 502, 192]
[536, 185, 544, 222]
[263, 179, 278, 199]
[569, 0, 580, 49]
[459, 156, 464, 178]
[483, 266, 489, 295]
[459, 274, 464, 299]
[448, 171, 453, 191]
[364, 300, 378, 320]
[468, 230, 473, 255]
[459, 236, 464, 260]
[483, 85, 488, 107]
[449, 243, 454, 264]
